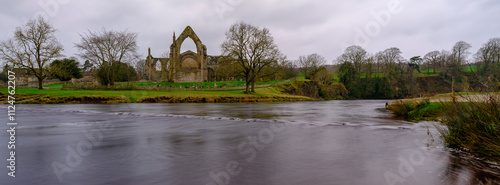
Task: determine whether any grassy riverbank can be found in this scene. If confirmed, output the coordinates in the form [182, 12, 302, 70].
[1, 84, 315, 104]
[438, 96, 500, 161]
[387, 93, 500, 162]
[386, 92, 499, 120]
[388, 99, 445, 121]
[1, 79, 350, 104]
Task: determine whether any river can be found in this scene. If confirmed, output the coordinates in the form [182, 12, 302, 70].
[1, 100, 499, 185]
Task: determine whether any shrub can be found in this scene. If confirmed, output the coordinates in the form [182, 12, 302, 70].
[97, 62, 137, 85]
[437, 94, 500, 161]
[50, 58, 83, 81]
[319, 83, 348, 100]
[389, 99, 443, 120]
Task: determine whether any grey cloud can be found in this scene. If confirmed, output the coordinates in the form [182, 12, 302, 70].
[1, 0, 499, 63]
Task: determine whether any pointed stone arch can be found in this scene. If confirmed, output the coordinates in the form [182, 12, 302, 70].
[170, 26, 208, 82]
[145, 26, 218, 82]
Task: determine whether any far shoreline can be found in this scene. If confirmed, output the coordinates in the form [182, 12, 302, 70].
[0, 91, 317, 104]
[2, 79, 349, 104]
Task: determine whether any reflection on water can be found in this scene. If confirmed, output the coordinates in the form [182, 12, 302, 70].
[0, 100, 499, 185]
[443, 151, 500, 185]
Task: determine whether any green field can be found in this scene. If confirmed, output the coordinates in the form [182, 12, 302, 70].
[13, 87, 299, 102]
[420, 69, 440, 74]
[1, 79, 315, 103]
[462, 66, 478, 73]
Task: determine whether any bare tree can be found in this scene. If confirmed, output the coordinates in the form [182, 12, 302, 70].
[424, 50, 441, 74]
[475, 38, 500, 76]
[438, 50, 451, 73]
[336, 45, 370, 89]
[452, 41, 472, 64]
[278, 59, 298, 80]
[338, 46, 369, 63]
[297, 53, 326, 79]
[135, 60, 146, 79]
[376, 47, 404, 64]
[337, 45, 369, 74]
[159, 51, 177, 82]
[451, 41, 472, 65]
[0, 16, 63, 89]
[375, 47, 404, 77]
[75, 29, 139, 85]
[221, 22, 284, 93]
[374, 47, 412, 92]
[215, 56, 240, 81]
[446, 41, 472, 77]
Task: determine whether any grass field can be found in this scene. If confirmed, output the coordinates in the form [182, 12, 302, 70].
[462, 65, 478, 73]
[2, 79, 314, 103]
[420, 69, 440, 74]
[12, 86, 304, 102]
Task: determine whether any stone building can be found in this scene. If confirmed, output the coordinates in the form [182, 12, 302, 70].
[9, 68, 98, 87]
[145, 26, 219, 82]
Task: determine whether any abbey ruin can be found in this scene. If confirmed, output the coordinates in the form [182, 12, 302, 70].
[145, 26, 219, 82]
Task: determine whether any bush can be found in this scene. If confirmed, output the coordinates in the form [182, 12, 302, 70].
[50, 58, 83, 81]
[389, 99, 443, 120]
[389, 100, 415, 119]
[438, 94, 500, 161]
[97, 62, 137, 85]
[314, 67, 333, 85]
[280, 80, 320, 99]
[319, 84, 348, 100]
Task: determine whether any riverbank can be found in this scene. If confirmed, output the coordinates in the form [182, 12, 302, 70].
[0, 86, 316, 104]
[386, 92, 500, 162]
[1, 80, 351, 104]
[385, 93, 500, 120]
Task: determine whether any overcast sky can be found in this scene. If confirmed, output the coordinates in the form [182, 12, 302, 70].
[1, 0, 499, 64]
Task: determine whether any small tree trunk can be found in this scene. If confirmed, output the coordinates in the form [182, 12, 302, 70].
[244, 75, 250, 93]
[251, 81, 255, 92]
[38, 78, 43, 90]
[106, 65, 111, 85]
[452, 76, 455, 94]
[110, 65, 115, 86]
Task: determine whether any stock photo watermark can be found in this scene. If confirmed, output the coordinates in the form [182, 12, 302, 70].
[51, 121, 116, 182]
[383, 138, 434, 185]
[33, 0, 69, 20]
[339, 0, 406, 51]
[5, 70, 16, 178]
[206, 122, 286, 185]
[212, 0, 243, 19]
[4, 0, 67, 178]
[49, 90, 144, 182]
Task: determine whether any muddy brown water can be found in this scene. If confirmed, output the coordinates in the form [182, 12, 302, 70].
[1, 100, 499, 184]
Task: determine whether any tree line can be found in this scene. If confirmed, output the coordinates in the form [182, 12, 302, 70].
[1, 16, 498, 97]
[334, 39, 500, 99]
[0, 16, 139, 89]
